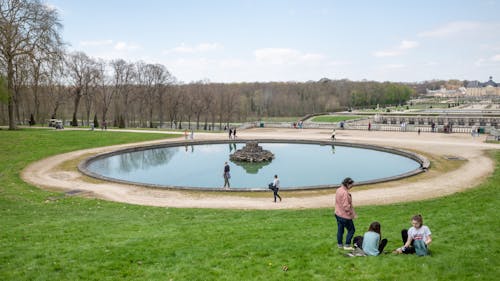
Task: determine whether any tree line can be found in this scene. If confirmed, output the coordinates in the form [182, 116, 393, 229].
[2, 0, 420, 130]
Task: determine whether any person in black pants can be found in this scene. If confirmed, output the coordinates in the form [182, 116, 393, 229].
[223, 162, 230, 189]
[352, 222, 388, 256]
[268, 174, 281, 202]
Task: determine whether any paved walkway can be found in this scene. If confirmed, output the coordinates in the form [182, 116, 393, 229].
[21, 128, 499, 209]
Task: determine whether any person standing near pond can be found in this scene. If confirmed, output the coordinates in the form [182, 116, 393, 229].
[233, 128, 237, 139]
[228, 128, 233, 139]
[223, 162, 231, 189]
[335, 177, 357, 250]
[269, 174, 281, 202]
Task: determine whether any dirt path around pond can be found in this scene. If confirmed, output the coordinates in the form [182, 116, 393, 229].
[21, 128, 499, 209]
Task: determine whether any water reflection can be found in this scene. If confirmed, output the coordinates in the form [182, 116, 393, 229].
[185, 144, 194, 153]
[228, 143, 237, 152]
[117, 148, 178, 172]
[230, 160, 271, 174]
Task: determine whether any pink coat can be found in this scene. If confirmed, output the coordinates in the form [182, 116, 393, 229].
[335, 185, 357, 219]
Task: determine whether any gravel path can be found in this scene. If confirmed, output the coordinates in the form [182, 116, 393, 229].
[21, 128, 499, 209]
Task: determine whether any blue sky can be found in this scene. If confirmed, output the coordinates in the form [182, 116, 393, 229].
[48, 0, 500, 83]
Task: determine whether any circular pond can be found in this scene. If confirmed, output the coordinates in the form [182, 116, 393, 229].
[80, 140, 427, 191]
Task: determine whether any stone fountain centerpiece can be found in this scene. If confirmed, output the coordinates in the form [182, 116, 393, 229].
[230, 141, 274, 162]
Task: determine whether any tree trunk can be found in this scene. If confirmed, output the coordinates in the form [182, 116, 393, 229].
[8, 98, 16, 130]
[72, 88, 82, 126]
[158, 92, 164, 128]
[7, 59, 16, 130]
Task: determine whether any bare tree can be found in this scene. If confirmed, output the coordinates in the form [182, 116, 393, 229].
[166, 84, 183, 129]
[135, 62, 156, 128]
[28, 44, 63, 123]
[110, 59, 135, 127]
[65, 52, 97, 126]
[11, 55, 30, 124]
[0, 0, 63, 129]
[150, 64, 173, 128]
[82, 60, 100, 126]
[191, 81, 206, 130]
[45, 59, 67, 120]
[94, 59, 113, 125]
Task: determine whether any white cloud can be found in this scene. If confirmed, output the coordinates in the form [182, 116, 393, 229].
[164, 43, 221, 54]
[79, 40, 114, 47]
[254, 48, 325, 65]
[418, 21, 483, 38]
[399, 40, 419, 50]
[114, 41, 140, 51]
[373, 50, 401, 57]
[327, 60, 351, 66]
[381, 64, 406, 69]
[475, 58, 486, 67]
[373, 40, 418, 57]
[474, 55, 500, 67]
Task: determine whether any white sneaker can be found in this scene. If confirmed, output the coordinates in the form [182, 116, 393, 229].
[343, 246, 354, 251]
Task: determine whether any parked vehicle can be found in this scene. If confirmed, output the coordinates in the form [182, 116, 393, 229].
[48, 119, 64, 129]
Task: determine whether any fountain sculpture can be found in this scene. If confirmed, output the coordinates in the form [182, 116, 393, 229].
[229, 141, 274, 162]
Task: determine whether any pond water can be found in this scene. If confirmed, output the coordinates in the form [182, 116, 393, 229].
[86, 142, 421, 190]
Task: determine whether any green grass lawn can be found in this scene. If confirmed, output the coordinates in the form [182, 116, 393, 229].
[311, 115, 364, 122]
[0, 129, 499, 280]
[258, 117, 304, 122]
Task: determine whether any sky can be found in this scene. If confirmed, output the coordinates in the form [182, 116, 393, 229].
[48, 0, 500, 83]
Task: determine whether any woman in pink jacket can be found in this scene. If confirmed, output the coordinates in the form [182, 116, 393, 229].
[335, 177, 357, 250]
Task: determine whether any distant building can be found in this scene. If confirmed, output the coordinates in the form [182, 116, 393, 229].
[482, 76, 498, 87]
[466, 76, 499, 96]
[425, 86, 464, 97]
[426, 77, 499, 97]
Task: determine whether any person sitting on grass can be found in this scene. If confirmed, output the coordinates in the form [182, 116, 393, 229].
[394, 214, 432, 256]
[349, 221, 388, 257]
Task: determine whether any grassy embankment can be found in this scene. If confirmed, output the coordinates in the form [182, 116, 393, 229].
[0, 129, 498, 280]
[311, 115, 363, 122]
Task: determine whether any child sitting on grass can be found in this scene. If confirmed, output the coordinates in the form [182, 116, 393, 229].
[348, 221, 388, 257]
[394, 214, 432, 256]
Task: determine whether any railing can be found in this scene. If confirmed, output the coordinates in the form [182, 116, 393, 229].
[242, 121, 491, 134]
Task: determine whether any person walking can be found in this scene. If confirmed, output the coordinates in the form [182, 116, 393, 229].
[223, 162, 231, 189]
[268, 174, 281, 202]
[233, 128, 237, 139]
[228, 128, 233, 139]
[335, 177, 357, 250]
[331, 128, 336, 140]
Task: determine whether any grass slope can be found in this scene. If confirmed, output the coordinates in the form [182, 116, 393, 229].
[311, 115, 363, 122]
[0, 129, 498, 280]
